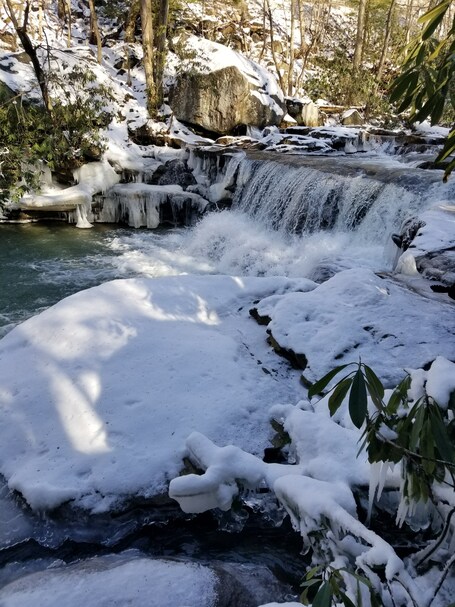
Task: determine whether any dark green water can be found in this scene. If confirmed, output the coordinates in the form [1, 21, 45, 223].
[0, 223, 197, 337]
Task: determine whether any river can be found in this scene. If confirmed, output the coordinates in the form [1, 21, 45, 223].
[0, 151, 453, 604]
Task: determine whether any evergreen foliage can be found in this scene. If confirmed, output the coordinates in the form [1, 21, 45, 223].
[390, 0, 455, 179]
[0, 66, 112, 204]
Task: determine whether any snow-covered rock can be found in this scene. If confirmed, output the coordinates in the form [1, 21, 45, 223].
[168, 36, 285, 135]
[0, 274, 313, 512]
[285, 97, 319, 127]
[253, 268, 455, 386]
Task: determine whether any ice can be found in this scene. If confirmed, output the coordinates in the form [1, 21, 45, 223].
[0, 552, 217, 607]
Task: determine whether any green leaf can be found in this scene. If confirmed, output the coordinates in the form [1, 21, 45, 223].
[339, 591, 357, 607]
[387, 375, 410, 414]
[312, 582, 332, 607]
[349, 368, 368, 429]
[422, 11, 446, 40]
[308, 364, 352, 399]
[429, 406, 455, 464]
[390, 71, 417, 103]
[448, 390, 455, 413]
[409, 403, 426, 451]
[328, 377, 353, 416]
[421, 419, 436, 476]
[418, 0, 451, 25]
[363, 365, 384, 409]
[436, 128, 455, 162]
[304, 566, 322, 581]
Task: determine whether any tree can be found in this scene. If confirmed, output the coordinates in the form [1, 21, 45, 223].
[376, 0, 397, 81]
[3, 0, 52, 112]
[353, 0, 368, 70]
[155, 0, 170, 108]
[390, 0, 455, 179]
[141, 0, 156, 115]
[88, 0, 103, 64]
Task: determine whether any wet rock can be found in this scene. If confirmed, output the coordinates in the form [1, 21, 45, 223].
[267, 332, 308, 370]
[416, 249, 455, 286]
[157, 159, 197, 189]
[215, 136, 266, 150]
[391, 217, 426, 251]
[128, 123, 183, 148]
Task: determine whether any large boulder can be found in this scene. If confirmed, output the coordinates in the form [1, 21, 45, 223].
[168, 36, 285, 135]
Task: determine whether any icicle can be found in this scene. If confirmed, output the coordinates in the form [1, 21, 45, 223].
[75, 204, 93, 229]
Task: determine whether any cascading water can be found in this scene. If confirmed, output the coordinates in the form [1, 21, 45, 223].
[231, 152, 452, 243]
[1, 147, 454, 604]
[186, 148, 455, 278]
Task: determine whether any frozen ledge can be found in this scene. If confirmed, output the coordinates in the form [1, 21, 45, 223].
[18, 161, 120, 228]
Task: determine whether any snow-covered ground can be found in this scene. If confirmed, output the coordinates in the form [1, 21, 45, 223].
[0, 274, 313, 512]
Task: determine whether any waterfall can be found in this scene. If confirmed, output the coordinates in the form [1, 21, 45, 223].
[231, 152, 453, 246]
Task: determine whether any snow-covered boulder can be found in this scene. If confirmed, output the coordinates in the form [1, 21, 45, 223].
[252, 268, 455, 386]
[285, 97, 319, 127]
[0, 550, 294, 607]
[168, 36, 285, 135]
[394, 203, 455, 290]
[341, 108, 364, 126]
[0, 274, 312, 512]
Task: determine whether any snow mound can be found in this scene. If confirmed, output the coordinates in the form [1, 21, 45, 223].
[0, 274, 311, 512]
[256, 268, 455, 386]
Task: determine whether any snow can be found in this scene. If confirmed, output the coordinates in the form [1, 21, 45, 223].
[0, 274, 311, 511]
[169, 35, 285, 118]
[0, 552, 217, 607]
[255, 267, 455, 386]
[18, 161, 120, 227]
[411, 356, 455, 409]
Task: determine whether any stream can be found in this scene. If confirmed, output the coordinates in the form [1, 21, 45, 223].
[0, 150, 453, 603]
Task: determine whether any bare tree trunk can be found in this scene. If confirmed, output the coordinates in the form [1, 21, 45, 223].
[125, 0, 140, 87]
[38, 0, 44, 40]
[4, 0, 52, 112]
[353, 0, 367, 70]
[404, 0, 414, 44]
[376, 0, 396, 81]
[287, 0, 295, 96]
[66, 0, 71, 47]
[88, 0, 103, 63]
[155, 0, 169, 108]
[57, 0, 71, 46]
[258, 0, 267, 62]
[141, 0, 156, 116]
[265, 0, 286, 92]
[57, 0, 65, 19]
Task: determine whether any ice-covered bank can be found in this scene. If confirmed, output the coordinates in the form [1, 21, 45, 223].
[0, 274, 314, 511]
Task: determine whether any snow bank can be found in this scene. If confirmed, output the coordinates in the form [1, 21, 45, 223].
[256, 268, 455, 385]
[0, 274, 310, 511]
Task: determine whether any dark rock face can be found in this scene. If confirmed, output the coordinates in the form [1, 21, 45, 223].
[285, 98, 319, 127]
[169, 65, 285, 135]
[157, 159, 197, 189]
[417, 249, 455, 286]
[392, 218, 426, 252]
